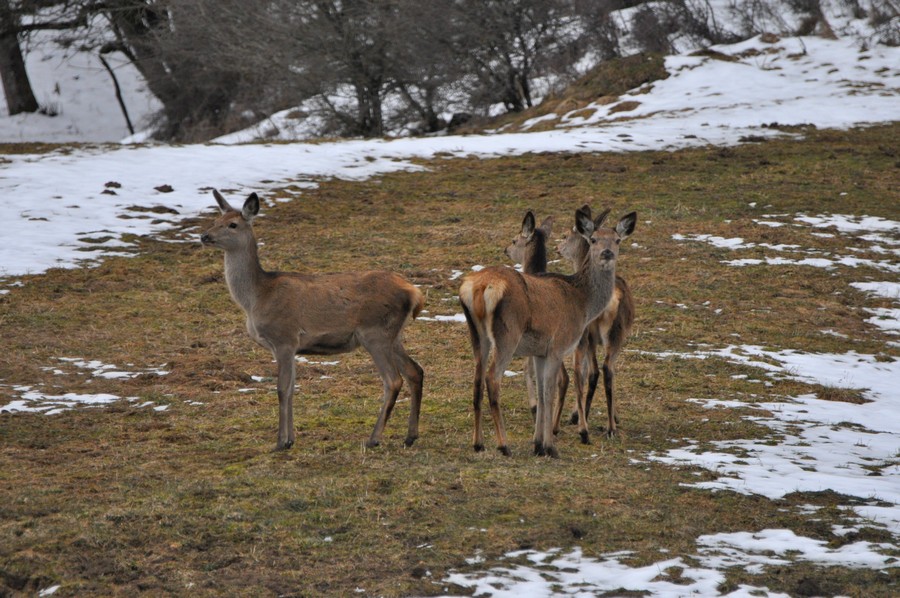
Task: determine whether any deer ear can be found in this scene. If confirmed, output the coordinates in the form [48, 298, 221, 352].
[616, 211, 637, 239]
[521, 211, 536, 238]
[575, 208, 594, 238]
[579, 204, 592, 219]
[539, 216, 554, 237]
[212, 189, 234, 213]
[242, 193, 260, 221]
[594, 207, 611, 229]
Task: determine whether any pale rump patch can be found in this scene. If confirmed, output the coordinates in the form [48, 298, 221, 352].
[459, 278, 475, 312]
[481, 280, 507, 315]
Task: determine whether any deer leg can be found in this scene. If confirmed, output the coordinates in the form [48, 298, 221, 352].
[462, 305, 487, 452]
[551, 365, 569, 435]
[275, 350, 297, 451]
[485, 356, 511, 456]
[572, 338, 594, 443]
[525, 357, 538, 421]
[603, 348, 622, 438]
[569, 347, 585, 426]
[364, 338, 403, 449]
[569, 331, 595, 426]
[576, 351, 600, 444]
[584, 351, 600, 422]
[393, 342, 424, 447]
[532, 355, 546, 455]
[533, 355, 561, 458]
[472, 357, 486, 452]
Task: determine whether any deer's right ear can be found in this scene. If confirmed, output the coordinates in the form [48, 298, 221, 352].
[616, 211, 637, 239]
[521, 211, 536, 238]
[242, 193, 260, 221]
[213, 189, 233, 213]
[539, 215, 554, 237]
[575, 208, 595, 238]
[579, 204, 592, 219]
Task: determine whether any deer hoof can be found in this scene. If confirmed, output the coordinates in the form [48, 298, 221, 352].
[275, 440, 294, 451]
[365, 439, 381, 449]
[545, 446, 560, 459]
[473, 443, 485, 452]
[569, 412, 579, 425]
[404, 435, 418, 448]
[605, 429, 618, 439]
[579, 430, 591, 445]
[498, 445, 512, 457]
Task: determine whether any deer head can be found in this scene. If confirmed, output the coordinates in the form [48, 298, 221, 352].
[505, 211, 554, 273]
[560, 206, 636, 271]
[200, 190, 260, 252]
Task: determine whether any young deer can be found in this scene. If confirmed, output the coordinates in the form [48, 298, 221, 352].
[557, 205, 635, 443]
[460, 207, 637, 458]
[504, 211, 569, 419]
[201, 190, 425, 451]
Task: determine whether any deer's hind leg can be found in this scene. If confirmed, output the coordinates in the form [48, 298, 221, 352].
[393, 340, 424, 447]
[462, 304, 488, 452]
[484, 322, 516, 457]
[602, 341, 623, 438]
[551, 365, 569, 435]
[361, 334, 404, 449]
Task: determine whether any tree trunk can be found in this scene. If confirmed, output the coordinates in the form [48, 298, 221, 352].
[0, 25, 39, 115]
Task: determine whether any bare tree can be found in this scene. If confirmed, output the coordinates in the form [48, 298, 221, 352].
[0, 1, 39, 114]
[0, 0, 96, 116]
[284, 1, 405, 137]
[449, 0, 583, 113]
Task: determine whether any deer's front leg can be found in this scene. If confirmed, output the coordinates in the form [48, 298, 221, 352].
[275, 351, 296, 451]
[532, 356, 561, 458]
[525, 357, 538, 420]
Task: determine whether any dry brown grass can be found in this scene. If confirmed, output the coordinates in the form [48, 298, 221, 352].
[1, 124, 898, 596]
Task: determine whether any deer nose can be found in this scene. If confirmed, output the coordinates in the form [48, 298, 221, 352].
[600, 249, 614, 260]
[200, 233, 212, 244]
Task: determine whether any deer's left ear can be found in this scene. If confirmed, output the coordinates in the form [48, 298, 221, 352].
[242, 193, 260, 221]
[616, 212, 637, 239]
[575, 208, 594, 239]
[213, 189, 234, 213]
[521, 211, 536, 238]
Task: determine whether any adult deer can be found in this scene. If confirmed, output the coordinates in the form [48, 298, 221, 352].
[556, 205, 635, 443]
[200, 190, 424, 451]
[504, 211, 569, 419]
[460, 207, 637, 457]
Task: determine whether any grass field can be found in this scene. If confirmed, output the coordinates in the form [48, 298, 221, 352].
[1, 124, 898, 596]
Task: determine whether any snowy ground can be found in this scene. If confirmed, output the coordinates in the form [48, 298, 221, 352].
[2, 10, 899, 597]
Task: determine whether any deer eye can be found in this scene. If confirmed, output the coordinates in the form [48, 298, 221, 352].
[590, 238, 597, 245]
[615, 238, 621, 244]
[228, 222, 238, 229]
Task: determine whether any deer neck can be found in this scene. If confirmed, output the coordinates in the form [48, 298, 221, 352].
[574, 258, 616, 323]
[223, 242, 265, 314]
[523, 232, 548, 274]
